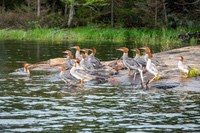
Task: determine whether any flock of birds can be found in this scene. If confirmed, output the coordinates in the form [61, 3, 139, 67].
[16, 45, 192, 88]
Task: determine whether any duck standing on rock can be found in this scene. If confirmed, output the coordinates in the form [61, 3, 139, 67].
[140, 47, 166, 67]
[59, 65, 78, 85]
[63, 50, 74, 69]
[116, 47, 144, 86]
[80, 53, 95, 71]
[146, 52, 160, 86]
[177, 56, 200, 78]
[70, 58, 106, 86]
[88, 48, 104, 69]
[140, 47, 151, 62]
[177, 56, 191, 76]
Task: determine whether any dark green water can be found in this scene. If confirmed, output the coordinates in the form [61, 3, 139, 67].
[0, 41, 199, 132]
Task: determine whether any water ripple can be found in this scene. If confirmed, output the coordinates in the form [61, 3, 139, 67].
[0, 72, 199, 132]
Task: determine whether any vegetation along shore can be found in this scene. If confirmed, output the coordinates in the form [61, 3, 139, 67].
[0, 0, 199, 51]
[0, 27, 199, 50]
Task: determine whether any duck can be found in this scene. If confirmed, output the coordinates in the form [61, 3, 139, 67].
[117, 47, 144, 86]
[177, 56, 191, 74]
[88, 48, 104, 69]
[80, 53, 95, 71]
[70, 58, 96, 85]
[63, 50, 74, 69]
[10, 63, 31, 76]
[59, 65, 78, 85]
[146, 52, 160, 86]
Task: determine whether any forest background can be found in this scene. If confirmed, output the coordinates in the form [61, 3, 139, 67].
[0, 0, 199, 45]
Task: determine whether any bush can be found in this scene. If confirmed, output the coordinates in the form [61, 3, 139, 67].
[39, 13, 67, 28]
[0, 12, 36, 29]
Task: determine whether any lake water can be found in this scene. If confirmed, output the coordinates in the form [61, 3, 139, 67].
[0, 41, 199, 132]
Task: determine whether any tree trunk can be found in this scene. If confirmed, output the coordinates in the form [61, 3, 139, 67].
[64, 4, 68, 16]
[27, 0, 30, 12]
[111, 0, 114, 27]
[37, 0, 40, 17]
[52, 0, 56, 12]
[2, 0, 5, 13]
[155, 0, 158, 26]
[162, 0, 168, 25]
[68, 2, 75, 27]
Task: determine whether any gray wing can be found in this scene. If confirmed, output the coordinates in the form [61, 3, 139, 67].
[136, 57, 146, 67]
[125, 57, 142, 70]
[89, 56, 104, 69]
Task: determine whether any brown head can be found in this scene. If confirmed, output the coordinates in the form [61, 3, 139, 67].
[116, 47, 129, 53]
[90, 48, 97, 55]
[24, 63, 30, 72]
[179, 56, 184, 62]
[71, 46, 81, 52]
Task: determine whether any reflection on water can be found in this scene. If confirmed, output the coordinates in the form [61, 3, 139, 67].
[0, 41, 199, 132]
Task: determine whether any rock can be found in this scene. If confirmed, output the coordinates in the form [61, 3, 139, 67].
[27, 46, 200, 91]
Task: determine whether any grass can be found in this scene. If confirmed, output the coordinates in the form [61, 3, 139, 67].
[186, 68, 200, 78]
[0, 27, 198, 50]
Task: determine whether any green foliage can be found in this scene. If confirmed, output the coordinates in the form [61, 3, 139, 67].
[155, 74, 161, 80]
[84, 0, 108, 6]
[0, 27, 194, 51]
[25, 21, 40, 29]
[1, 0, 200, 28]
[186, 68, 200, 78]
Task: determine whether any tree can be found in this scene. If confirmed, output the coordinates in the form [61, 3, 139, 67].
[111, 0, 114, 27]
[60, 0, 76, 27]
[37, 0, 40, 17]
[2, 0, 5, 13]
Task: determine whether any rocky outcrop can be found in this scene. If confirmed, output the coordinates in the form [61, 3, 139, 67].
[28, 46, 200, 92]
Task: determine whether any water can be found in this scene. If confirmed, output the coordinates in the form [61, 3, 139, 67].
[0, 41, 199, 132]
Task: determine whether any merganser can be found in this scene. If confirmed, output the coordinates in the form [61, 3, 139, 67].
[131, 48, 146, 67]
[177, 56, 190, 74]
[88, 48, 104, 69]
[71, 46, 82, 60]
[80, 53, 95, 71]
[63, 50, 74, 69]
[10, 63, 31, 76]
[146, 52, 160, 85]
[80, 53, 112, 78]
[117, 47, 144, 86]
[70, 58, 96, 85]
[140, 47, 151, 62]
[59, 65, 78, 85]
[23, 63, 31, 75]
[140, 47, 164, 66]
